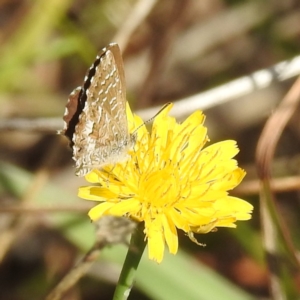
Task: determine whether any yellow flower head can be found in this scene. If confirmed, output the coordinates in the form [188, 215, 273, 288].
[79, 103, 253, 263]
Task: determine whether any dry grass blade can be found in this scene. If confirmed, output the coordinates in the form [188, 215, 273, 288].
[1, 55, 300, 133]
[0, 140, 62, 262]
[137, 1, 190, 108]
[112, 0, 158, 50]
[45, 217, 135, 300]
[234, 175, 300, 196]
[255, 76, 300, 299]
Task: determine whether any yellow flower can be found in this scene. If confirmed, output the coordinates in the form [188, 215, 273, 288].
[79, 103, 253, 263]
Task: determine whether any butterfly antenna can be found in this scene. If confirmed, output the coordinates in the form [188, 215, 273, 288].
[133, 102, 172, 134]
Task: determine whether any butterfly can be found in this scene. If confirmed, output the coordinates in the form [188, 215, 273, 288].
[61, 43, 135, 176]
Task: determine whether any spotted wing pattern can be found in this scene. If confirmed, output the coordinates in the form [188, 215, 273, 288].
[62, 43, 134, 176]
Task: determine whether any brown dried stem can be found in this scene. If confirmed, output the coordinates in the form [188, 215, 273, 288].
[255, 76, 300, 298]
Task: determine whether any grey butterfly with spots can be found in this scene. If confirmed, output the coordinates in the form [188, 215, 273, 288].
[61, 43, 135, 176]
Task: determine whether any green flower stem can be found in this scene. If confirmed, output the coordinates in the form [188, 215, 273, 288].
[113, 223, 146, 300]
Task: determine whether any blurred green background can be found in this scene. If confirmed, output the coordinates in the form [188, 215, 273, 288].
[0, 0, 300, 299]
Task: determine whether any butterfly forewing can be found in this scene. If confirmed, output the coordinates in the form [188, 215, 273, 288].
[62, 43, 134, 176]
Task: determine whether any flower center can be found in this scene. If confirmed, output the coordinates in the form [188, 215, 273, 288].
[137, 164, 180, 208]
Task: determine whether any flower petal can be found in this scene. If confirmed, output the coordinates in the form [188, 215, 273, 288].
[78, 102, 253, 263]
[78, 186, 118, 201]
[161, 213, 178, 254]
[145, 216, 165, 263]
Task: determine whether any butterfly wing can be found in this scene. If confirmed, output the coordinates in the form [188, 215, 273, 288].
[63, 43, 131, 176]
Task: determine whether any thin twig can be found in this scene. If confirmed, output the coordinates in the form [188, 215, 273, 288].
[0, 55, 300, 132]
[234, 176, 300, 196]
[112, 0, 158, 50]
[2, 175, 300, 215]
[138, 55, 300, 120]
[0, 139, 62, 262]
[45, 245, 102, 300]
[255, 75, 300, 299]
[137, 1, 190, 108]
[45, 217, 136, 300]
[0, 204, 91, 214]
[256, 76, 300, 178]
[0, 117, 63, 133]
